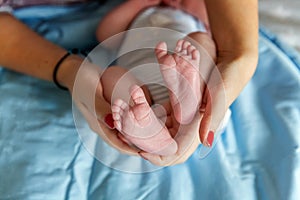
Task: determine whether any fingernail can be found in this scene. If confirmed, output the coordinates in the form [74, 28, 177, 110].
[207, 131, 214, 147]
[104, 113, 114, 129]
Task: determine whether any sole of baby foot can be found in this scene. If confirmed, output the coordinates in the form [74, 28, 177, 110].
[155, 40, 201, 124]
[152, 139, 178, 156]
[131, 134, 178, 156]
[112, 85, 177, 156]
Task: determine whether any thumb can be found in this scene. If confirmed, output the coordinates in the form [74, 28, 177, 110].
[199, 67, 228, 147]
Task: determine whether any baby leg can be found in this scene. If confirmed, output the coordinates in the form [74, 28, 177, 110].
[112, 85, 177, 156]
[155, 40, 201, 124]
[100, 66, 152, 104]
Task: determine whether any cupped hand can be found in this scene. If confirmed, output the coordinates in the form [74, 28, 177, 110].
[198, 52, 258, 147]
[70, 61, 140, 156]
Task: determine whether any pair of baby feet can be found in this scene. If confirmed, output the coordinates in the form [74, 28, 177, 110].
[112, 39, 201, 155]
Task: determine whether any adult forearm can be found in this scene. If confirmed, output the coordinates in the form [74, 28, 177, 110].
[205, 0, 258, 55]
[204, 0, 258, 103]
[0, 13, 83, 90]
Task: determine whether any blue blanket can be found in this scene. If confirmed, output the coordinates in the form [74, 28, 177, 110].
[0, 2, 300, 199]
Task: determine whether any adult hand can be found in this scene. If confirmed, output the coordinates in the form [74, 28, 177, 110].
[198, 0, 259, 146]
[198, 53, 258, 147]
[70, 61, 140, 156]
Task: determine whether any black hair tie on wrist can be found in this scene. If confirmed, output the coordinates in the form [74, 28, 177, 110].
[53, 48, 90, 90]
[53, 52, 71, 90]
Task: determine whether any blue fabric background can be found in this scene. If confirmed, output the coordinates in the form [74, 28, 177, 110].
[0, 1, 300, 199]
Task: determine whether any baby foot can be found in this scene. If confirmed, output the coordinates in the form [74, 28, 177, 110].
[155, 40, 201, 124]
[112, 85, 177, 156]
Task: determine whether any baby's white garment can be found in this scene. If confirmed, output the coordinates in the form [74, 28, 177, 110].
[117, 7, 206, 104]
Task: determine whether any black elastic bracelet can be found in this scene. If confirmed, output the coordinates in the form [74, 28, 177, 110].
[53, 52, 71, 90]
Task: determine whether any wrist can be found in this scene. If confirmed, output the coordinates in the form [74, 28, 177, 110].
[217, 52, 258, 107]
[56, 54, 83, 91]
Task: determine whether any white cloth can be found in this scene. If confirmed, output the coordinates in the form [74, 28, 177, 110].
[117, 7, 206, 104]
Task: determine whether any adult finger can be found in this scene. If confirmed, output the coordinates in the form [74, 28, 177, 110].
[198, 66, 228, 147]
[72, 62, 139, 156]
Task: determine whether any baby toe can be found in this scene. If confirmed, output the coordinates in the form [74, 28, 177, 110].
[175, 39, 184, 53]
[114, 120, 122, 131]
[187, 45, 196, 56]
[191, 49, 200, 61]
[130, 85, 147, 105]
[155, 42, 168, 60]
[182, 41, 191, 50]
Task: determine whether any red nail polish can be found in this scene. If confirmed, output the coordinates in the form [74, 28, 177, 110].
[207, 131, 214, 147]
[104, 114, 114, 129]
